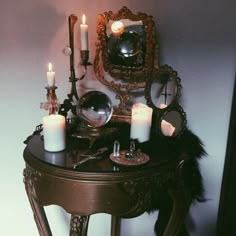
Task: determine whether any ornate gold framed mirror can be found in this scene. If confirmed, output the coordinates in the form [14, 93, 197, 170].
[94, 6, 158, 122]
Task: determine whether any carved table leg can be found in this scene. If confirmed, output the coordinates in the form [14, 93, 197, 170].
[162, 188, 191, 236]
[111, 216, 121, 236]
[162, 160, 192, 236]
[70, 215, 90, 236]
[23, 167, 52, 236]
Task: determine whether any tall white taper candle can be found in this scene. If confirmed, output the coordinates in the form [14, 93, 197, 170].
[80, 14, 88, 50]
[46, 63, 55, 87]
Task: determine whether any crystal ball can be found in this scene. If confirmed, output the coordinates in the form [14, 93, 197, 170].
[77, 91, 113, 128]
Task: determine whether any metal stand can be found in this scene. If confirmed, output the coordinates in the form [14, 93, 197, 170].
[59, 14, 91, 117]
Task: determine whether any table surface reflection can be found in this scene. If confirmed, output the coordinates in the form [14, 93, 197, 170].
[26, 134, 172, 174]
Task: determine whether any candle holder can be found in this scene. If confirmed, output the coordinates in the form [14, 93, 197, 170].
[40, 86, 60, 115]
[81, 50, 91, 66]
[59, 14, 92, 117]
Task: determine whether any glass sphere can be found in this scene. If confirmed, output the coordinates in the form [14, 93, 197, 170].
[62, 45, 72, 56]
[77, 91, 113, 128]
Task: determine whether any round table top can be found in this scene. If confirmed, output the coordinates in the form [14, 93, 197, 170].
[24, 133, 173, 176]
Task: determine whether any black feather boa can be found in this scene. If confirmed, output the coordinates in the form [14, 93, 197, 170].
[145, 127, 206, 202]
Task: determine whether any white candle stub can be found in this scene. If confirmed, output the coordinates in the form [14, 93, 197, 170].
[46, 63, 55, 87]
[161, 119, 176, 136]
[130, 103, 153, 143]
[80, 14, 88, 50]
[42, 114, 66, 152]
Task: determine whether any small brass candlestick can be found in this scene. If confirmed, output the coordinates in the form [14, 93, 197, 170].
[40, 86, 60, 115]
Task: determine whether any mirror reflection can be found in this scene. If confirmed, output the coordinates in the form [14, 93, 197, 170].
[145, 65, 181, 110]
[160, 107, 187, 137]
[150, 77, 177, 108]
[107, 20, 146, 67]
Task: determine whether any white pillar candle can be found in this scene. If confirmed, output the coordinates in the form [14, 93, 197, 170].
[44, 151, 65, 166]
[42, 114, 66, 152]
[130, 103, 153, 142]
[46, 63, 55, 87]
[80, 14, 88, 50]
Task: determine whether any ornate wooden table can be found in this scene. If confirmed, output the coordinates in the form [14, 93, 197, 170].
[23, 131, 192, 236]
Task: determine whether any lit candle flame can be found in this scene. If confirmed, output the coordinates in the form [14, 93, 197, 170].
[82, 14, 86, 25]
[48, 63, 53, 72]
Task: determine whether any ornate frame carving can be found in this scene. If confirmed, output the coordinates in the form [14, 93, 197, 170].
[95, 6, 157, 80]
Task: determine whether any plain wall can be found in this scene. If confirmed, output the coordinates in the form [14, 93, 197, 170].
[0, 0, 235, 235]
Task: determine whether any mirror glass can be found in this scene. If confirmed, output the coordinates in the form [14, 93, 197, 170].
[160, 107, 187, 137]
[107, 19, 145, 67]
[145, 65, 181, 110]
[150, 77, 177, 109]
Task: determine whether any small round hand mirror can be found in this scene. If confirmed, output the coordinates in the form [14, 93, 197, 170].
[159, 106, 187, 137]
[145, 64, 182, 110]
